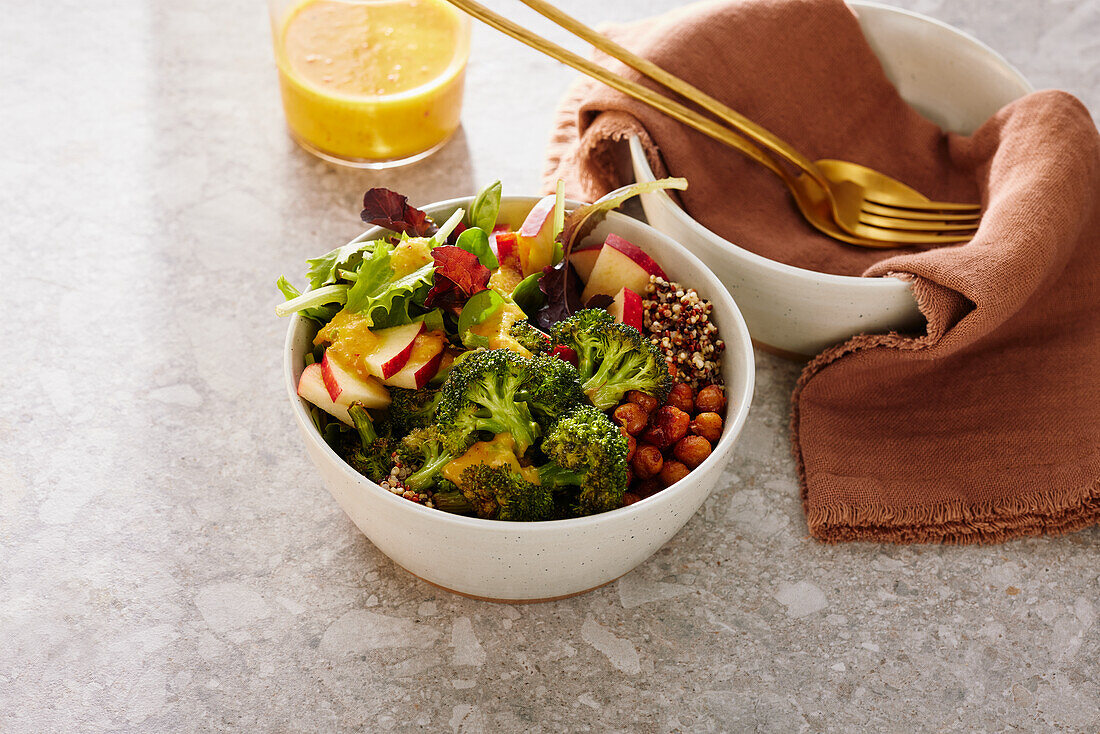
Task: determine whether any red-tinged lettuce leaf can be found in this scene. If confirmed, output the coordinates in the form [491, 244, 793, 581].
[361, 188, 437, 237]
[534, 261, 583, 332]
[424, 245, 491, 310]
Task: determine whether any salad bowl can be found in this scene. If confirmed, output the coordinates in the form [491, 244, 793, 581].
[284, 195, 755, 601]
[630, 1, 1033, 357]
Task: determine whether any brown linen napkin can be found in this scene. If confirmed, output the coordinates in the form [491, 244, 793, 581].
[544, 0, 1100, 543]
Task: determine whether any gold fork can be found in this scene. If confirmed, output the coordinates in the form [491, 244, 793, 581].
[446, 0, 981, 247]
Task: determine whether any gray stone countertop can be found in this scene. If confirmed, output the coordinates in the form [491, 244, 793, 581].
[2, 0, 1097, 731]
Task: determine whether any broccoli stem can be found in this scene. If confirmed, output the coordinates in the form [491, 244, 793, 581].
[472, 394, 538, 453]
[348, 404, 377, 444]
[404, 449, 454, 493]
[432, 489, 476, 515]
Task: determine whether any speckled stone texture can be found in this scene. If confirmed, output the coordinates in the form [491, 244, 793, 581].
[1, 0, 1097, 731]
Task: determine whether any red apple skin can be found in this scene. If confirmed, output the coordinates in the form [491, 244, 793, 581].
[518, 195, 556, 238]
[494, 231, 521, 272]
[603, 234, 666, 278]
[551, 344, 579, 367]
[321, 352, 343, 402]
[609, 287, 644, 332]
[571, 245, 602, 283]
[580, 234, 666, 303]
[383, 333, 445, 389]
[298, 363, 354, 425]
[517, 195, 557, 275]
[364, 321, 425, 379]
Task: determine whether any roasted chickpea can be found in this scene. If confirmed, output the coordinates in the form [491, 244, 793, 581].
[666, 383, 694, 414]
[635, 478, 661, 499]
[632, 444, 664, 479]
[690, 412, 723, 443]
[612, 402, 648, 436]
[621, 492, 642, 507]
[627, 390, 659, 414]
[659, 460, 690, 487]
[624, 433, 637, 462]
[642, 406, 690, 449]
[695, 385, 727, 414]
[673, 435, 712, 468]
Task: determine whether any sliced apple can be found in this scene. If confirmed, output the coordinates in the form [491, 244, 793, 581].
[516, 195, 557, 276]
[570, 244, 602, 283]
[362, 320, 425, 379]
[298, 363, 372, 425]
[493, 230, 521, 272]
[320, 351, 391, 407]
[579, 233, 666, 303]
[608, 287, 644, 332]
[383, 332, 445, 389]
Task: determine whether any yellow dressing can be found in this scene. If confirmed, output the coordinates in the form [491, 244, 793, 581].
[488, 266, 524, 295]
[274, 0, 470, 162]
[314, 310, 379, 381]
[442, 434, 541, 488]
[390, 236, 434, 278]
[469, 301, 531, 357]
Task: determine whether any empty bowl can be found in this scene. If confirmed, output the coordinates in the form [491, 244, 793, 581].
[630, 1, 1033, 357]
[284, 196, 755, 601]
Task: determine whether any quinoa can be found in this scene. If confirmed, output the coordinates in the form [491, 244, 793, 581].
[642, 275, 725, 390]
[379, 453, 432, 507]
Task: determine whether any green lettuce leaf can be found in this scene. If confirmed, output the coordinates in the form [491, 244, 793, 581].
[345, 244, 435, 327]
[275, 276, 345, 323]
[306, 238, 382, 290]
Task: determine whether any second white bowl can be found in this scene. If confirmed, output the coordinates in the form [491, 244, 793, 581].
[631, 1, 1033, 357]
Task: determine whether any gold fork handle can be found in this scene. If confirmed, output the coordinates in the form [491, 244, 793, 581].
[516, 0, 829, 191]
[442, 0, 788, 179]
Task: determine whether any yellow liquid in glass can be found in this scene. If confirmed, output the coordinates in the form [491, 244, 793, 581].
[275, 0, 469, 164]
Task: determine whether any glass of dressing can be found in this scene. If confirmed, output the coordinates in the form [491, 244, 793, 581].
[269, 0, 471, 168]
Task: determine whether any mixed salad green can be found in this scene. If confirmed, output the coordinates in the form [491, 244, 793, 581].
[278, 178, 688, 521]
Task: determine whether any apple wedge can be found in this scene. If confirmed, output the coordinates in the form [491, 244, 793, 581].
[361, 320, 425, 379]
[570, 245, 602, 283]
[579, 233, 666, 303]
[493, 230, 521, 272]
[608, 287, 644, 332]
[298, 362, 390, 425]
[383, 332, 445, 389]
[321, 351, 391, 405]
[516, 195, 557, 276]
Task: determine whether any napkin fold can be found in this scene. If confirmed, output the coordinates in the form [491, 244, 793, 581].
[544, 0, 1100, 543]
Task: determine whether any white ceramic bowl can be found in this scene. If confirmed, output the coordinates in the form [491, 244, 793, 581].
[284, 196, 755, 601]
[631, 1, 1033, 357]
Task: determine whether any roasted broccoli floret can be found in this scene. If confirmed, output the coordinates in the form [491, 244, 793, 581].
[389, 386, 441, 432]
[394, 424, 472, 493]
[339, 405, 395, 483]
[436, 348, 541, 453]
[509, 320, 551, 355]
[445, 463, 553, 521]
[540, 404, 629, 515]
[550, 309, 672, 410]
[516, 353, 588, 426]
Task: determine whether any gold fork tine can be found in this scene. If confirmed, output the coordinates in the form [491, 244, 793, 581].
[858, 212, 979, 233]
[862, 201, 982, 222]
[862, 195, 982, 212]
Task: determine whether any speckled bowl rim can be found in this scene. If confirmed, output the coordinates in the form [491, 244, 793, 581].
[283, 195, 755, 535]
[628, 0, 1034, 292]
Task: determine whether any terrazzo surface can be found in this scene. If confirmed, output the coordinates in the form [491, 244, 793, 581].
[2, 0, 1098, 731]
